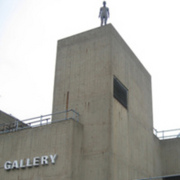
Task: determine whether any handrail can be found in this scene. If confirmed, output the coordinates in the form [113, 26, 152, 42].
[0, 109, 79, 134]
[154, 128, 180, 140]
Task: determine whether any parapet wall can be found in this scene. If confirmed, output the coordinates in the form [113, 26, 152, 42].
[161, 138, 180, 176]
[0, 119, 83, 180]
[0, 110, 18, 124]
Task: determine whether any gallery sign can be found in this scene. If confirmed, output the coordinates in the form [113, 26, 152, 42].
[4, 154, 57, 171]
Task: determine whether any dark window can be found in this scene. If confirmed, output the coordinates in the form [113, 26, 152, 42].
[113, 76, 128, 109]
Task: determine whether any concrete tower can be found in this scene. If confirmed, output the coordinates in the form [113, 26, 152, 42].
[2, 24, 180, 180]
[52, 24, 160, 179]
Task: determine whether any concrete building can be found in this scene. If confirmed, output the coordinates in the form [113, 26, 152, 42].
[1, 24, 180, 180]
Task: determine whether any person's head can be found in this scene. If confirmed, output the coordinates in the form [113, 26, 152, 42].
[103, 1, 106, 6]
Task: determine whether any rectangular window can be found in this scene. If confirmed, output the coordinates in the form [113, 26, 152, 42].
[113, 76, 128, 109]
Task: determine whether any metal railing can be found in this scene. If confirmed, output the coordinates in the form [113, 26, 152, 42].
[0, 109, 79, 134]
[154, 128, 180, 140]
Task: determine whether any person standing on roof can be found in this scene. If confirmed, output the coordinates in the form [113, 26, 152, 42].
[99, 1, 110, 26]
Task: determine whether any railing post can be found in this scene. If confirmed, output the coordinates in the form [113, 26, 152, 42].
[16, 120, 19, 131]
[73, 110, 75, 120]
[40, 115, 42, 126]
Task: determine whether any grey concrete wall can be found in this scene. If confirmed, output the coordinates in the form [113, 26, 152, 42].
[161, 138, 180, 175]
[53, 25, 114, 180]
[0, 110, 19, 124]
[2, 24, 179, 180]
[153, 135, 163, 177]
[0, 119, 83, 180]
[0, 110, 27, 132]
[109, 26, 162, 179]
[52, 24, 162, 180]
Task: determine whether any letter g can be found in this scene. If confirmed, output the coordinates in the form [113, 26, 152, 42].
[4, 161, 12, 170]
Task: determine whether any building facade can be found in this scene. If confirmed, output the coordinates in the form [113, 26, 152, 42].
[1, 24, 180, 180]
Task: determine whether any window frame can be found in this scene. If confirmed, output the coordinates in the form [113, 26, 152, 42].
[113, 76, 128, 109]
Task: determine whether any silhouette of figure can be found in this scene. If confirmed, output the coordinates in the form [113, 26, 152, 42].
[99, 1, 110, 26]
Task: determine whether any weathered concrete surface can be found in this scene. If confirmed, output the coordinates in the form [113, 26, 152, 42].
[52, 24, 162, 180]
[0, 110, 27, 132]
[153, 135, 163, 177]
[0, 119, 83, 180]
[53, 25, 113, 180]
[161, 138, 180, 175]
[0, 110, 19, 124]
[2, 24, 180, 180]
[110, 24, 161, 179]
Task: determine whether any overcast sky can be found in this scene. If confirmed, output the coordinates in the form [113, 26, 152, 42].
[0, 0, 180, 130]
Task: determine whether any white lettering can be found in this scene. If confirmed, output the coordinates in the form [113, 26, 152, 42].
[33, 157, 40, 166]
[26, 158, 32, 167]
[11, 160, 19, 169]
[20, 159, 26, 169]
[41, 156, 49, 165]
[4, 154, 57, 171]
[50, 154, 57, 164]
[4, 161, 12, 170]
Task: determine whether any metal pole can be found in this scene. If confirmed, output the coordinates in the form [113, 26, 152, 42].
[40, 115, 42, 126]
[16, 120, 19, 131]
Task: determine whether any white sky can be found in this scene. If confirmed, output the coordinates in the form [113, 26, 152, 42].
[0, 0, 180, 130]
